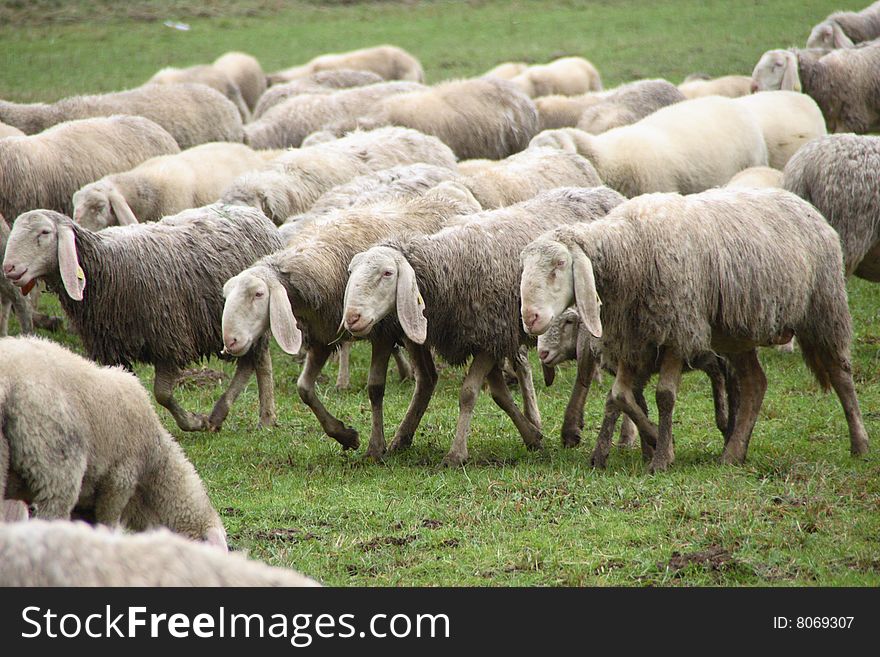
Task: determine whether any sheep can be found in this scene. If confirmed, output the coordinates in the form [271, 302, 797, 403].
[0, 521, 321, 586]
[340, 77, 540, 160]
[222, 185, 480, 457]
[677, 74, 753, 99]
[342, 187, 626, 465]
[529, 96, 768, 197]
[72, 142, 282, 230]
[0, 83, 244, 149]
[576, 79, 686, 134]
[268, 44, 425, 85]
[244, 81, 424, 149]
[807, 1, 880, 49]
[732, 91, 827, 169]
[510, 57, 603, 97]
[483, 61, 530, 79]
[520, 188, 869, 472]
[725, 166, 783, 189]
[751, 44, 880, 133]
[0, 216, 32, 336]
[149, 65, 251, 122]
[0, 120, 23, 137]
[213, 51, 267, 112]
[783, 134, 880, 280]
[253, 70, 384, 119]
[0, 336, 228, 545]
[223, 126, 458, 225]
[2, 205, 283, 433]
[535, 93, 605, 130]
[459, 147, 601, 209]
[0, 115, 180, 221]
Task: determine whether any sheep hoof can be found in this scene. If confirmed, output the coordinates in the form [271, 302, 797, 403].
[617, 436, 638, 449]
[647, 456, 672, 474]
[561, 429, 581, 448]
[335, 382, 350, 392]
[719, 446, 746, 465]
[333, 427, 360, 450]
[590, 450, 608, 469]
[388, 433, 414, 452]
[851, 440, 869, 457]
[362, 449, 387, 463]
[440, 452, 467, 468]
[259, 414, 277, 429]
[525, 438, 544, 452]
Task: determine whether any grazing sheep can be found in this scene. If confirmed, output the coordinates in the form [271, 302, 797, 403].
[72, 142, 281, 230]
[222, 185, 481, 456]
[224, 127, 458, 225]
[0, 121, 23, 138]
[677, 74, 753, 99]
[576, 79, 685, 134]
[0, 83, 244, 149]
[483, 61, 530, 79]
[342, 187, 625, 465]
[534, 93, 605, 130]
[751, 44, 880, 133]
[783, 134, 880, 280]
[3, 205, 283, 433]
[0, 521, 321, 586]
[530, 96, 768, 197]
[460, 147, 601, 208]
[0, 216, 32, 336]
[149, 65, 251, 122]
[342, 77, 540, 160]
[520, 188, 869, 472]
[726, 166, 783, 189]
[0, 336, 227, 545]
[807, 1, 880, 49]
[269, 44, 425, 85]
[0, 115, 180, 221]
[213, 51, 267, 112]
[253, 70, 384, 119]
[244, 81, 424, 149]
[510, 57, 603, 97]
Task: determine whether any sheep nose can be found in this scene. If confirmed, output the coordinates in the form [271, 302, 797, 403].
[225, 336, 238, 350]
[525, 311, 540, 330]
[3, 263, 13, 275]
[346, 310, 361, 327]
[539, 349, 549, 360]
[750, 81, 759, 93]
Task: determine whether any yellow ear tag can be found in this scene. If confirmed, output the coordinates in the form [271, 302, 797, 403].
[596, 292, 602, 307]
[76, 266, 85, 281]
[418, 293, 424, 306]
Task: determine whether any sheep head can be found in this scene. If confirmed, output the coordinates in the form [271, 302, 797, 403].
[222, 266, 301, 356]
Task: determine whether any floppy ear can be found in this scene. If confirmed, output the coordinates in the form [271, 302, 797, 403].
[57, 223, 85, 301]
[780, 53, 801, 92]
[831, 23, 853, 48]
[267, 278, 302, 354]
[570, 245, 602, 339]
[395, 255, 427, 344]
[107, 188, 138, 226]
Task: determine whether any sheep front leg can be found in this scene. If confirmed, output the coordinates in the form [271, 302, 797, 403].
[298, 344, 359, 449]
[513, 347, 542, 431]
[442, 352, 496, 467]
[561, 347, 599, 447]
[648, 351, 683, 474]
[392, 344, 413, 381]
[591, 390, 622, 468]
[389, 341, 438, 452]
[154, 364, 208, 432]
[610, 363, 659, 454]
[93, 469, 138, 528]
[720, 349, 766, 465]
[253, 339, 277, 428]
[0, 300, 8, 336]
[335, 341, 352, 391]
[364, 339, 394, 461]
[486, 364, 543, 451]
[207, 355, 256, 431]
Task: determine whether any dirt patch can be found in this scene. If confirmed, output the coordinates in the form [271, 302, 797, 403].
[252, 527, 318, 542]
[221, 506, 243, 517]
[421, 518, 444, 529]
[177, 367, 228, 389]
[660, 545, 734, 575]
[359, 534, 418, 552]
[439, 538, 460, 548]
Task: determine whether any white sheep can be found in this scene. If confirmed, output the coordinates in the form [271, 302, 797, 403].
[483, 61, 530, 79]
[149, 64, 251, 122]
[677, 74, 753, 99]
[213, 51, 267, 112]
[725, 166, 783, 189]
[269, 44, 425, 84]
[510, 57, 603, 97]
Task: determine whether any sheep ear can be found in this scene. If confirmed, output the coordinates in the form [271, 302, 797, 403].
[780, 54, 801, 92]
[831, 23, 852, 49]
[395, 256, 427, 344]
[268, 278, 301, 354]
[570, 246, 602, 339]
[57, 223, 85, 301]
[108, 188, 138, 226]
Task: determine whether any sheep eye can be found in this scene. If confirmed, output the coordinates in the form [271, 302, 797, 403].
[39, 229, 50, 236]
[254, 291, 265, 299]
[382, 270, 393, 278]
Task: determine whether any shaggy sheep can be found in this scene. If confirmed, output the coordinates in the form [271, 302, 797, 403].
[342, 187, 625, 465]
[0, 217, 32, 336]
[529, 96, 768, 197]
[0, 336, 227, 545]
[72, 142, 281, 230]
[725, 166, 783, 189]
[807, 1, 880, 49]
[483, 61, 529, 79]
[224, 127, 458, 225]
[459, 147, 601, 209]
[149, 64, 251, 122]
[244, 81, 424, 149]
[535, 93, 605, 130]
[253, 70, 384, 119]
[0, 521, 321, 586]
[0, 83, 244, 149]
[510, 57, 603, 97]
[0, 115, 180, 221]
[3, 205, 283, 433]
[751, 44, 880, 133]
[269, 45, 425, 84]
[213, 51, 267, 112]
[222, 185, 480, 457]
[677, 74, 753, 99]
[576, 79, 685, 134]
[520, 188, 869, 472]
[0, 121, 23, 138]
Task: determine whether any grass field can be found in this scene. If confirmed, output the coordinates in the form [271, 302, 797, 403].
[2, 0, 879, 586]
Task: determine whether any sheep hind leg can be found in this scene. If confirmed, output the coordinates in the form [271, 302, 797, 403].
[720, 349, 766, 465]
[206, 355, 258, 431]
[617, 415, 637, 448]
[364, 339, 393, 461]
[648, 351, 683, 474]
[298, 344, 359, 450]
[823, 355, 870, 457]
[154, 365, 208, 432]
[561, 348, 598, 447]
[702, 356, 730, 438]
[591, 390, 622, 468]
[513, 347, 541, 431]
[392, 344, 413, 382]
[486, 364, 543, 452]
[610, 364, 659, 456]
[335, 341, 352, 391]
[442, 352, 496, 467]
[389, 342, 437, 452]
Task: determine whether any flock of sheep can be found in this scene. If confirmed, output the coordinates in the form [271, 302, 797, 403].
[1, 2, 879, 586]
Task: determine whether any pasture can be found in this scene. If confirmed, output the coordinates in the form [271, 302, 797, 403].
[1, 0, 879, 586]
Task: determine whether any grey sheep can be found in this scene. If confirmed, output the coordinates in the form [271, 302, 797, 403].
[535, 93, 605, 130]
[2, 205, 283, 433]
[253, 69, 384, 119]
[0, 520, 320, 586]
[149, 64, 252, 122]
[576, 79, 685, 134]
[0, 336, 227, 546]
[0, 83, 244, 149]
[520, 188, 869, 473]
[0, 114, 180, 221]
[342, 187, 626, 465]
[268, 44, 425, 85]
[807, 1, 880, 49]
[213, 51, 267, 112]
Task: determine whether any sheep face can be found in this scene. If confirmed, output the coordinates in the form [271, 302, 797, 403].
[343, 246, 401, 338]
[222, 268, 302, 356]
[806, 21, 854, 50]
[529, 129, 580, 153]
[751, 50, 801, 92]
[72, 181, 116, 231]
[3, 211, 63, 295]
[519, 239, 575, 335]
[536, 307, 580, 366]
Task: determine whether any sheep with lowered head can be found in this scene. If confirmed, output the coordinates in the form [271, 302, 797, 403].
[148, 64, 251, 122]
[0, 336, 227, 547]
[510, 57, 603, 97]
[3, 205, 282, 433]
[807, 1, 880, 49]
[269, 44, 425, 85]
[576, 79, 685, 134]
[253, 69, 384, 119]
[725, 166, 783, 189]
[677, 74, 753, 99]
[535, 93, 604, 130]
[483, 61, 530, 80]
[213, 51, 267, 112]
[520, 188, 869, 472]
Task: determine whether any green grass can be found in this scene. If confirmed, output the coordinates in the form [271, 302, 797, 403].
[3, 0, 879, 586]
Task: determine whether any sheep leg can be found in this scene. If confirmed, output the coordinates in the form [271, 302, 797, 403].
[392, 344, 413, 382]
[486, 365, 544, 451]
[254, 340, 277, 428]
[561, 348, 599, 447]
[591, 391, 622, 468]
[720, 350, 766, 465]
[364, 339, 394, 461]
[610, 363, 659, 453]
[0, 300, 8, 337]
[206, 356, 257, 431]
[702, 357, 730, 437]
[442, 352, 496, 467]
[648, 351, 683, 474]
[11, 292, 33, 334]
[513, 347, 542, 431]
[154, 365, 209, 432]
[618, 416, 638, 448]
[823, 356, 870, 457]
[723, 363, 741, 446]
[298, 344, 359, 450]
[389, 342, 438, 452]
[335, 341, 352, 391]
[93, 471, 137, 528]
